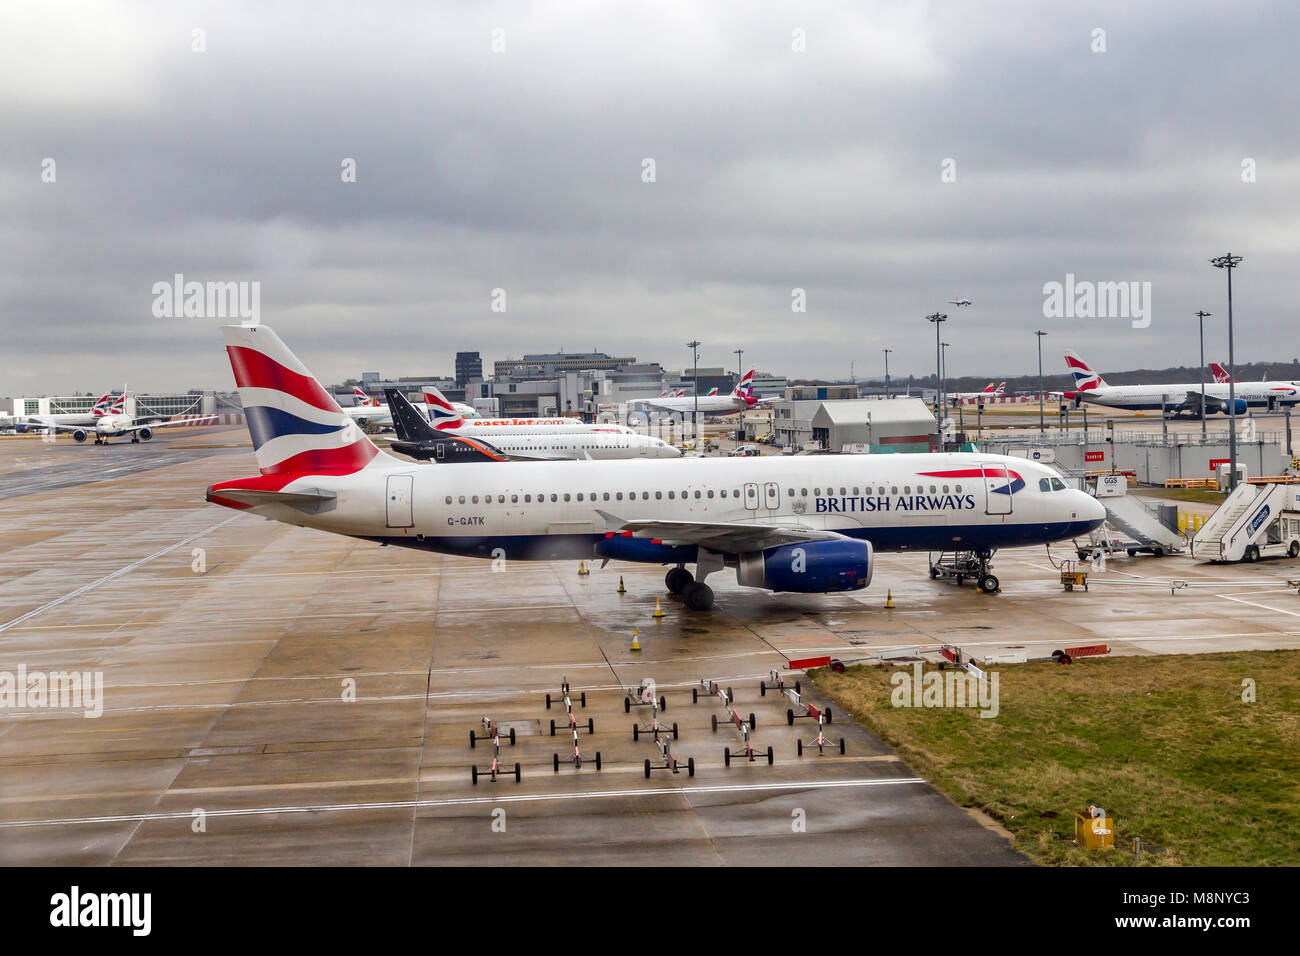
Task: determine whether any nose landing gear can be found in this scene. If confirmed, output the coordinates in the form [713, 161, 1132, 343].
[928, 549, 1000, 593]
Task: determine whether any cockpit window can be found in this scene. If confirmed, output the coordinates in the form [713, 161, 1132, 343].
[1050, 477, 1068, 491]
[1039, 478, 1051, 492]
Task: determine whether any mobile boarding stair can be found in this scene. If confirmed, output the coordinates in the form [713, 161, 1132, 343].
[1063, 472, 1185, 558]
[1190, 482, 1300, 563]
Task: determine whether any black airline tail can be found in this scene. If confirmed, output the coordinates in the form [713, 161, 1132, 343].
[382, 388, 507, 463]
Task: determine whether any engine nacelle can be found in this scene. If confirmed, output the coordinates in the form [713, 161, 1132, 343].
[138, 426, 153, 441]
[72, 428, 88, 443]
[737, 539, 873, 593]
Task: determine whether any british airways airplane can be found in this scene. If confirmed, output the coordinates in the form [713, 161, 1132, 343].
[206, 326, 1105, 611]
[1064, 351, 1300, 414]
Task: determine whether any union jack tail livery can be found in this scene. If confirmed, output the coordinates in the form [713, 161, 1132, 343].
[732, 370, 757, 405]
[352, 386, 381, 407]
[1064, 351, 1107, 391]
[422, 386, 466, 431]
[1210, 362, 1235, 384]
[107, 392, 127, 415]
[90, 393, 115, 417]
[222, 324, 392, 477]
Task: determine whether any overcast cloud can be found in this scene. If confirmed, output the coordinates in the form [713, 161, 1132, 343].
[2, 0, 1298, 393]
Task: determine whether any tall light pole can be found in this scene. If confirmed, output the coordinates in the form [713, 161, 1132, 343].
[687, 339, 701, 444]
[733, 347, 743, 386]
[941, 341, 951, 405]
[1210, 254, 1243, 489]
[927, 313, 947, 449]
[1035, 330, 1048, 438]
[1195, 310, 1213, 438]
[882, 348, 893, 396]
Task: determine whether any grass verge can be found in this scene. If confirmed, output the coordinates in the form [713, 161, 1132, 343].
[815, 650, 1300, 865]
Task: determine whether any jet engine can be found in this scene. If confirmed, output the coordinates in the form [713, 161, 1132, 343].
[737, 539, 873, 593]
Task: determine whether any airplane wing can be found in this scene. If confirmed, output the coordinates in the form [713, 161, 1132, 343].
[596, 510, 848, 552]
[1182, 390, 1227, 414]
[121, 414, 218, 433]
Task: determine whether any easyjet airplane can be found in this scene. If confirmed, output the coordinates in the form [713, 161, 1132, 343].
[206, 326, 1104, 611]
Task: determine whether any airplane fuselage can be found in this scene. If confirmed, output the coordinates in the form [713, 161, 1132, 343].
[1068, 382, 1300, 412]
[211, 452, 1103, 562]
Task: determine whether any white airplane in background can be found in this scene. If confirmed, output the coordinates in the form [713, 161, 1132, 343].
[343, 386, 478, 430]
[422, 386, 584, 430]
[1064, 351, 1300, 414]
[384, 388, 678, 461]
[206, 325, 1104, 611]
[15, 392, 120, 433]
[949, 298, 973, 307]
[633, 371, 759, 416]
[950, 382, 1007, 402]
[35, 392, 215, 444]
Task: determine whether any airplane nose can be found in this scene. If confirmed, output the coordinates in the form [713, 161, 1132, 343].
[1074, 490, 1106, 527]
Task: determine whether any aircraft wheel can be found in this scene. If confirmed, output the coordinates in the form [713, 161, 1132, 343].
[979, 574, 999, 593]
[665, 566, 693, 595]
[683, 582, 714, 611]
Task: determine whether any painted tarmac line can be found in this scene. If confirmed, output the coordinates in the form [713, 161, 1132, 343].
[0, 515, 242, 634]
[0, 776, 927, 827]
[1216, 593, 1300, 619]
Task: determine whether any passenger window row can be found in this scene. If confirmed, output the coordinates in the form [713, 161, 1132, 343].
[443, 482, 966, 506]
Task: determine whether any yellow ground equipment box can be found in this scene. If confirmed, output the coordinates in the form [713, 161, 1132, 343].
[1074, 812, 1114, 850]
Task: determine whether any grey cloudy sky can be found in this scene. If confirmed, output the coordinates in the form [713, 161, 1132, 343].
[3, 0, 1298, 394]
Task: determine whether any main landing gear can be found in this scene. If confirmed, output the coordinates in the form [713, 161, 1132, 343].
[928, 548, 1000, 593]
[665, 557, 718, 612]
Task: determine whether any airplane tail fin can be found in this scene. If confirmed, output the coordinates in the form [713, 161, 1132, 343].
[1210, 362, 1234, 384]
[384, 388, 440, 443]
[421, 385, 467, 430]
[221, 324, 394, 477]
[732, 370, 757, 403]
[994, 382, 1007, 394]
[981, 382, 996, 393]
[1064, 350, 1107, 391]
[91, 392, 113, 417]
